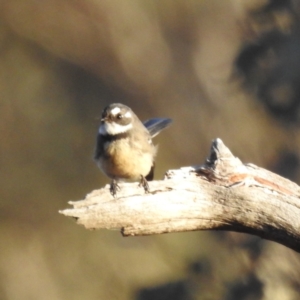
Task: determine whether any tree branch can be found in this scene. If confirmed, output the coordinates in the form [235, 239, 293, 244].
[60, 138, 300, 253]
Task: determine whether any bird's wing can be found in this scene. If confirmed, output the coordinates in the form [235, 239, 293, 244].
[143, 118, 172, 138]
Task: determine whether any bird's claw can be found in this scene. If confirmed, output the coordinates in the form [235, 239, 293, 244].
[139, 175, 150, 193]
[110, 180, 120, 198]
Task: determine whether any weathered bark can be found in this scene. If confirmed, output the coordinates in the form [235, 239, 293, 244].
[60, 138, 300, 253]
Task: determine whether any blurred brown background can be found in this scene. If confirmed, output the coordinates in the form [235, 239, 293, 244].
[2, 0, 300, 299]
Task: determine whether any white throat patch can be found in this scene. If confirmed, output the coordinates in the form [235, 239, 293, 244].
[99, 122, 132, 135]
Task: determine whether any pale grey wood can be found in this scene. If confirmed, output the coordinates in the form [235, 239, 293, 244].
[60, 138, 300, 253]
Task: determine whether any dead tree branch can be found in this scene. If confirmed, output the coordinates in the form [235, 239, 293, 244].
[60, 138, 300, 253]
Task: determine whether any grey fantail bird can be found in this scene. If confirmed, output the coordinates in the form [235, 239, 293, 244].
[94, 103, 172, 197]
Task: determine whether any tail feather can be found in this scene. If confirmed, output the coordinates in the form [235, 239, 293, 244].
[143, 118, 172, 138]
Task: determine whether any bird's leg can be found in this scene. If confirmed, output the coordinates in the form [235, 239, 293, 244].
[139, 175, 150, 193]
[110, 179, 120, 197]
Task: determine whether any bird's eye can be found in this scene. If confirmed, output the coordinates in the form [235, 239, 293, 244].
[116, 113, 123, 119]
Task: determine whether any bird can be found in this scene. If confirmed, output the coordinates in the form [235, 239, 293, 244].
[94, 103, 172, 197]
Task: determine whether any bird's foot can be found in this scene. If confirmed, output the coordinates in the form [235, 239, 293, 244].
[139, 175, 150, 193]
[110, 179, 120, 198]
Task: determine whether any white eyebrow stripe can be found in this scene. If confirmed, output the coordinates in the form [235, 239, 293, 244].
[124, 111, 131, 118]
[111, 107, 121, 115]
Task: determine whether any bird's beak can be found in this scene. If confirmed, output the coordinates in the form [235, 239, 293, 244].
[101, 117, 108, 123]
